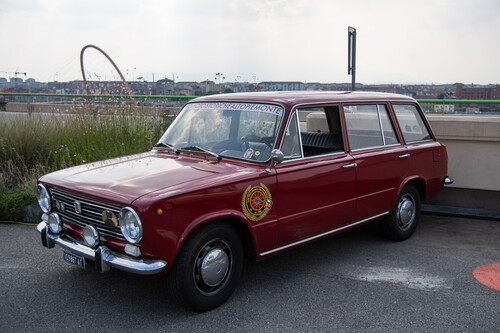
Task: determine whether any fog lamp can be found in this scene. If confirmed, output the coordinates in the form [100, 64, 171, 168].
[47, 213, 62, 234]
[82, 225, 99, 248]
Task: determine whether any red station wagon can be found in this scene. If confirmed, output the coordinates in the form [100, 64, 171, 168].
[36, 91, 452, 311]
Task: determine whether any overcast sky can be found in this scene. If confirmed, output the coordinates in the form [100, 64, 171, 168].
[1, 0, 499, 84]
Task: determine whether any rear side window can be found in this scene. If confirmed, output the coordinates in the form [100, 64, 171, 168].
[343, 104, 398, 150]
[393, 104, 432, 143]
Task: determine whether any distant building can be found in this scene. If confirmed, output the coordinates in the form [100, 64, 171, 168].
[155, 78, 174, 95]
[434, 104, 455, 113]
[455, 84, 499, 100]
[455, 84, 500, 113]
[258, 81, 305, 91]
[199, 80, 217, 94]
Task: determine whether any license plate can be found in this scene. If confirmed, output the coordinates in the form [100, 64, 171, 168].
[63, 251, 85, 268]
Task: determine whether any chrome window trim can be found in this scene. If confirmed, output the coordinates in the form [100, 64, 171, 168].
[376, 104, 386, 146]
[403, 139, 435, 144]
[350, 142, 402, 152]
[280, 150, 347, 164]
[259, 211, 389, 257]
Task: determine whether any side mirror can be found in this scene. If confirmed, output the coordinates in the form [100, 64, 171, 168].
[266, 149, 284, 173]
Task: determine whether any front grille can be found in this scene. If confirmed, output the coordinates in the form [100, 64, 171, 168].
[50, 188, 125, 240]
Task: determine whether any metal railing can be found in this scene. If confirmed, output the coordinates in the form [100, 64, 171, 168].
[1, 92, 499, 114]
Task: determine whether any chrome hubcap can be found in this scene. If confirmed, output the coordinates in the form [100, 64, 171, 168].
[201, 248, 229, 287]
[194, 240, 232, 294]
[396, 194, 415, 231]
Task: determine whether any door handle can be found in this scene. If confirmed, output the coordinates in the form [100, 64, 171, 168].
[342, 163, 357, 168]
[398, 153, 410, 159]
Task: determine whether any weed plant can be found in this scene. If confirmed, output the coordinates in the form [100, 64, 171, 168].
[0, 102, 172, 221]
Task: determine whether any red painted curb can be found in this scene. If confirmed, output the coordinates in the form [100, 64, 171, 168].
[473, 263, 500, 292]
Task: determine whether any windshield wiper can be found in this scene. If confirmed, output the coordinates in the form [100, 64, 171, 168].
[180, 146, 221, 160]
[154, 142, 178, 153]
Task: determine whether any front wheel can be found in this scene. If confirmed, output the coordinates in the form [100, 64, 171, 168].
[381, 184, 421, 241]
[167, 222, 244, 312]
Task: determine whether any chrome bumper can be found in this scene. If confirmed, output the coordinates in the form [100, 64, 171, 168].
[37, 221, 167, 275]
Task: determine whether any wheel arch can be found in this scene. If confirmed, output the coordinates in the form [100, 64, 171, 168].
[176, 212, 256, 265]
[399, 176, 426, 201]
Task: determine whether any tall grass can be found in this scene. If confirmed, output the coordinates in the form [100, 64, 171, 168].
[0, 103, 172, 221]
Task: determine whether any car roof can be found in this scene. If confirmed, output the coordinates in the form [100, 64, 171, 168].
[192, 91, 417, 109]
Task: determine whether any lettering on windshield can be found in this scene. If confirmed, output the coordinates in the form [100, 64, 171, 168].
[186, 102, 283, 117]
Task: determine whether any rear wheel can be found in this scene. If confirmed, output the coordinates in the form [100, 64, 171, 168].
[167, 222, 244, 312]
[381, 184, 421, 241]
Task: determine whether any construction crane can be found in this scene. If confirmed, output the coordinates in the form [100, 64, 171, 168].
[1, 70, 27, 78]
[1, 70, 27, 93]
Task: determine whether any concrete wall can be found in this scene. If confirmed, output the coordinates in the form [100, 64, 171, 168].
[427, 115, 500, 192]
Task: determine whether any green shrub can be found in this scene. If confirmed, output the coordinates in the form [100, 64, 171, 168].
[0, 103, 172, 221]
[0, 174, 38, 222]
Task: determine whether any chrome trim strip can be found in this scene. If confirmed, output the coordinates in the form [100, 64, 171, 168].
[37, 222, 167, 275]
[350, 143, 402, 152]
[376, 104, 387, 146]
[281, 150, 346, 164]
[259, 212, 389, 257]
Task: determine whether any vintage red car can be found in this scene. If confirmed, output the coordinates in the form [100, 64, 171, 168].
[36, 91, 452, 311]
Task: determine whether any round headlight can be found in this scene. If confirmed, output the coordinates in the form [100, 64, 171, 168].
[119, 207, 143, 243]
[47, 213, 62, 234]
[37, 184, 51, 214]
[82, 225, 99, 248]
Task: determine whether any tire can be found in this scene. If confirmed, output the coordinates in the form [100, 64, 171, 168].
[167, 222, 244, 312]
[381, 184, 421, 241]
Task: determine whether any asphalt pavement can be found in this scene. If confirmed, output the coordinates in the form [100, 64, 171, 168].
[1, 214, 499, 332]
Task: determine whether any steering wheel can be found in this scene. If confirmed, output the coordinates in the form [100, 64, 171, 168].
[240, 134, 261, 150]
[240, 134, 273, 149]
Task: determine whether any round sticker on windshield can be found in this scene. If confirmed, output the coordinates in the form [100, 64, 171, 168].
[244, 148, 254, 159]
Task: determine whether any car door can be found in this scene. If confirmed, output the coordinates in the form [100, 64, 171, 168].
[276, 106, 357, 244]
[392, 103, 447, 198]
[342, 103, 409, 220]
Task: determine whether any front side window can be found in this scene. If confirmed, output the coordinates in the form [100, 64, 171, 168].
[281, 106, 344, 159]
[343, 104, 398, 150]
[393, 104, 432, 143]
[157, 102, 283, 161]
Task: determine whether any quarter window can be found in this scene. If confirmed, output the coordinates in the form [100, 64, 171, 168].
[343, 104, 398, 150]
[281, 112, 301, 159]
[393, 104, 432, 143]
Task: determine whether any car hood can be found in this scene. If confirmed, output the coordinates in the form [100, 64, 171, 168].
[40, 151, 249, 205]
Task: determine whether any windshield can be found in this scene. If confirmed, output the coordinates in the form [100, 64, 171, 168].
[157, 102, 284, 162]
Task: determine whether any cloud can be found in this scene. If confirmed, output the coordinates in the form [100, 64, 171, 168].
[0, 0, 498, 84]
